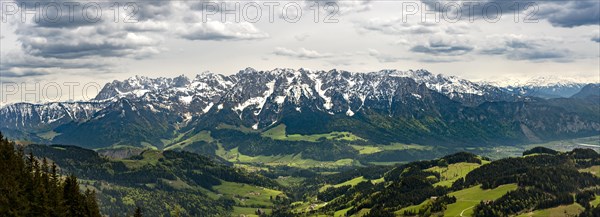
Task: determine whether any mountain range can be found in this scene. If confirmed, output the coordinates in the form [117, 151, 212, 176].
[1, 68, 598, 162]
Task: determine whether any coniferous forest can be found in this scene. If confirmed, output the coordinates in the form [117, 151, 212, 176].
[0, 133, 101, 217]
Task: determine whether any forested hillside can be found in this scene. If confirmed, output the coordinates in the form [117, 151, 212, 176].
[274, 149, 600, 217]
[2, 132, 599, 217]
[23, 142, 285, 216]
[0, 133, 101, 217]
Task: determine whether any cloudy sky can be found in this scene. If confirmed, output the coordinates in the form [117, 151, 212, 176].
[0, 0, 599, 102]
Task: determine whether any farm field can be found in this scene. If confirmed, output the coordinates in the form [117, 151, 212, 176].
[165, 130, 213, 150]
[580, 165, 600, 177]
[426, 162, 482, 187]
[119, 150, 163, 169]
[261, 124, 364, 142]
[516, 203, 585, 217]
[320, 176, 369, 192]
[216, 145, 362, 169]
[396, 199, 431, 216]
[212, 181, 284, 208]
[350, 143, 433, 155]
[231, 206, 271, 217]
[444, 184, 518, 217]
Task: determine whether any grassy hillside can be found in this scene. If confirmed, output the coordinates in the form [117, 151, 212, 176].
[24, 144, 282, 216]
[516, 203, 585, 217]
[262, 124, 364, 142]
[13, 140, 600, 217]
[445, 184, 518, 217]
[279, 149, 600, 217]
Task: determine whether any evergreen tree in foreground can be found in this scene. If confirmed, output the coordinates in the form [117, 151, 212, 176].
[134, 206, 143, 217]
[0, 132, 101, 217]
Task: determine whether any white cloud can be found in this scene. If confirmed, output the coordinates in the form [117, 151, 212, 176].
[178, 20, 269, 41]
[358, 18, 438, 35]
[273, 47, 333, 59]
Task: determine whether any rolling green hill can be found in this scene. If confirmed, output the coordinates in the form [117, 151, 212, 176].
[273, 149, 600, 217]
[24, 144, 283, 216]
[7, 139, 600, 217]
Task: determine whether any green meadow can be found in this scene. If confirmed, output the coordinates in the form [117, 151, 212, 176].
[426, 162, 482, 187]
[212, 181, 283, 208]
[261, 124, 364, 142]
[516, 203, 585, 217]
[444, 184, 518, 217]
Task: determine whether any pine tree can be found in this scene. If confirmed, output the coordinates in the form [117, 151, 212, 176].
[84, 189, 102, 217]
[63, 175, 86, 217]
[0, 133, 28, 216]
[49, 162, 65, 216]
[134, 206, 143, 217]
[0, 132, 101, 217]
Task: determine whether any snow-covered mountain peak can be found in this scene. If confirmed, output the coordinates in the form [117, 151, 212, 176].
[239, 67, 259, 74]
[498, 76, 593, 99]
[522, 76, 585, 87]
[68, 68, 519, 107]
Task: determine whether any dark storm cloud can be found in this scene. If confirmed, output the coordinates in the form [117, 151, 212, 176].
[0, 51, 111, 79]
[1, 52, 109, 70]
[410, 40, 473, 56]
[12, 0, 107, 28]
[11, 0, 174, 29]
[420, 0, 599, 28]
[479, 47, 507, 55]
[505, 50, 569, 61]
[479, 35, 571, 62]
[7, 0, 165, 63]
[10, 0, 267, 61]
[2, 0, 272, 79]
[0, 71, 49, 78]
[16, 26, 160, 59]
[535, 1, 600, 28]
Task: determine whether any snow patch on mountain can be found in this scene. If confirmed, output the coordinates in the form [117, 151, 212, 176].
[1, 67, 538, 132]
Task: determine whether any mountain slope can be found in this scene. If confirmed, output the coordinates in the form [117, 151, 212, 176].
[1, 68, 598, 154]
[572, 83, 600, 99]
[0, 102, 107, 132]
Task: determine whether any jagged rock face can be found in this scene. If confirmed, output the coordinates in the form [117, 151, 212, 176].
[81, 68, 516, 128]
[218, 69, 467, 129]
[94, 72, 236, 117]
[0, 68, 597, 148]
[0, 102, 107, 131]
[208, 68, 515, 128]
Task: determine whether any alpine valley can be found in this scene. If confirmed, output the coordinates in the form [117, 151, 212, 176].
[2, 68, 600, 217]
